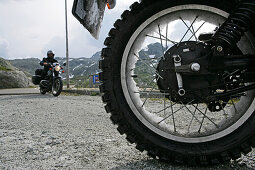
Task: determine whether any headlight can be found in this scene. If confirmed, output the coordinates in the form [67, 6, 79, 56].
[55, 66, 61, 71]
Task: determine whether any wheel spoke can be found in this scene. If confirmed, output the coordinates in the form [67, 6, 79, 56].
[192, 104, 219, 128]
[134, 53, 163, 79]
[169, 92, 176, 132]
[191, 26, 198, 42]
[146, 34, 178, 45]
[180, 102, 209, 132]
[155, 102, 178, 114]
[187, 21, 206, 41]
[137, 58, 158, 70]
[136, 54, 158, 69]
[187, 103, 198, 132]
[158, 100, 195, 124]
[131, 61, 155, 71]
[158, 24, 166, 58]
[230, 97, 238, 114]
[198, 107, 208, 133]
[142, 77, 160, 107]
[180, 17, 197, 42]
[178, 16, 198, 46]
[146, 34, 167, 42]
[138, 76, 157, 92]
[156, 33, 178, 45]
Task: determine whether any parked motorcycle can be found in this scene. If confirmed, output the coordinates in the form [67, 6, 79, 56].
[32, 63, 65, 96]
[73, 0, 255, 165]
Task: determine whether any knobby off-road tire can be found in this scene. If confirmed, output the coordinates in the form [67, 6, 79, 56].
[99, 0, 255, 165]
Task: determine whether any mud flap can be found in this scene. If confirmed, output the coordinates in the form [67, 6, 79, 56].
[72, 0, 107, 39]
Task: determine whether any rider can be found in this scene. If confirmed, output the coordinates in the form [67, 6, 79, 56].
[40, 50, 58, 79]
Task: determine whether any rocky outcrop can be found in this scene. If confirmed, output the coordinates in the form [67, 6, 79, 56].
[0, 58, 29, 89]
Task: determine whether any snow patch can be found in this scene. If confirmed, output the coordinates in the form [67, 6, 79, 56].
[88, 62, 96, 67]
[73, 64, 83, 71]
[69, 74, 74, 79]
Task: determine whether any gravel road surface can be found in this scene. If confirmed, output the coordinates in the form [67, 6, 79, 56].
[0, 88, 39, 95]
[0, 94, 254, 169]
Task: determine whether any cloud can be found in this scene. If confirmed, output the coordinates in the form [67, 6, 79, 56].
[0, 39, 9, 59]
[0, 0, 32, 2]
[42, 36, 66, 58]
[0, 0, 138, 59]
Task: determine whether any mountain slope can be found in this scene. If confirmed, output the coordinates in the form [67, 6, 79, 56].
[9, 58, 40, 76]
[9, 43, 162, 79]
[0, 58, 16, 71]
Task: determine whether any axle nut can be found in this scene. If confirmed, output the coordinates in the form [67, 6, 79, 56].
[191, 63, 201, 72]
[217, 46, 223, 52]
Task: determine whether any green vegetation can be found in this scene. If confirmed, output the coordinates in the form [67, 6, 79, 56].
[0, 57, 15, 71]
[63, 76, 92, 88]
[134, 62, 157, 88]
[9, 58, 40, 75]
[0, 66, 12, 71]
[72, 76, 90, 88]
[61, 92, 82, 96]
[28, 85, 37, 88]
[90, 92, 99, 96]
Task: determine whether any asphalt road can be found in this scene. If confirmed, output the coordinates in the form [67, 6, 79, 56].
[0, 94, 254, 169]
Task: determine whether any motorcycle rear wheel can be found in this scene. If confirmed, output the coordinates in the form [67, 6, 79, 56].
[100, 0, 255, 165]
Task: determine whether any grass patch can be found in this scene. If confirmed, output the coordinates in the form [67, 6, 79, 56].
[61, 92, 82, 96]
[28, 85, 37, 88]
[0, 66, 12, 71]
[90, 92, 100, 96]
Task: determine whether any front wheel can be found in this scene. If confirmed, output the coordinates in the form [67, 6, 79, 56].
[99, 0, 255, 165]
[52, 78, 63, 97]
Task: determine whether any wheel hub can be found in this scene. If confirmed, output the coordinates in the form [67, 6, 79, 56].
[157, 41, 215, 103]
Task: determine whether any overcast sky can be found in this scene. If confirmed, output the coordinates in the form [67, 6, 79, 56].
[0, 0, 137, 60]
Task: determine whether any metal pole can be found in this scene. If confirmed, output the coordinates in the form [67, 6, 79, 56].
[65, 0, 70, 88]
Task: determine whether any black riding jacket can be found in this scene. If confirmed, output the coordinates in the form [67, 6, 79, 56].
[40, 57, 58, 66]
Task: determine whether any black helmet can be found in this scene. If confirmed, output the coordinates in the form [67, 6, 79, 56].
[47, 50, 55, 58]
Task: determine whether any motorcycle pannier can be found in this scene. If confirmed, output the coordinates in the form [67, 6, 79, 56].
[35, 69, 43, 75]
[32, 75, 42, 85]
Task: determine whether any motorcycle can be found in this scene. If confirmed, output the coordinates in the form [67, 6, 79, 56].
[32, 63, 65, 96]
[73, 0, 255, 165]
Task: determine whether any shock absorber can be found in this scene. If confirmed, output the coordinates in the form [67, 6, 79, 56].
[213, 0, 255, 49]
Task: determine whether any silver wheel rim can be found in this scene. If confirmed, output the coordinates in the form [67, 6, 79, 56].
[120, 5, 255, 143]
